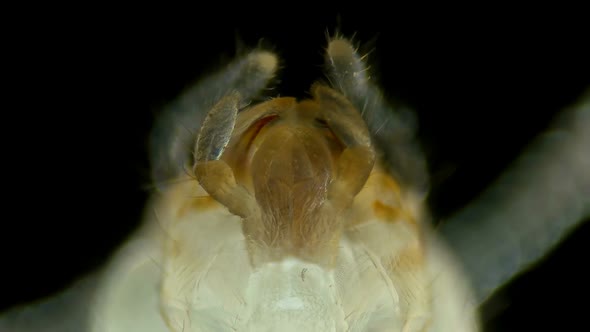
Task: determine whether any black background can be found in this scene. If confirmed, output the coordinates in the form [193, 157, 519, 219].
[3, 5, 589, 331]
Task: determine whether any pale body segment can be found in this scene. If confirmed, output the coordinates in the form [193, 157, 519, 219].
[87, 38, 479, 332]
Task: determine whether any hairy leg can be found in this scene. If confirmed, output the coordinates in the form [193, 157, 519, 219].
[325, 38, 428, 193]
[151, 50, 278, 190]
[193, 91, 258, 218]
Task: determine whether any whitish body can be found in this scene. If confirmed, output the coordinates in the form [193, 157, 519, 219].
[90, 38, 479, 331]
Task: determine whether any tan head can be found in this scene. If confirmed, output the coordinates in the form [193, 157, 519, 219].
[195, 84, 375, 267]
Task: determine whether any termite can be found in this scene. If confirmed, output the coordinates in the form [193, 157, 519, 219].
[3, 34, 588, 332]
[89, 37, 479, 332]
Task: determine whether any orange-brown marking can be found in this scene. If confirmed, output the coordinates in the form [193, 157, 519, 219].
[373, 200, 403, 221]
[177, 195, 220, 218]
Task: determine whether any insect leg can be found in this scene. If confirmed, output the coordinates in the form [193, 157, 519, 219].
[151, 50, 278, 190]
[324, 38, 428, 193]
[441, 90, 590, 302]
[312, 84, 376, 211]
[193, 91, 258, 218]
